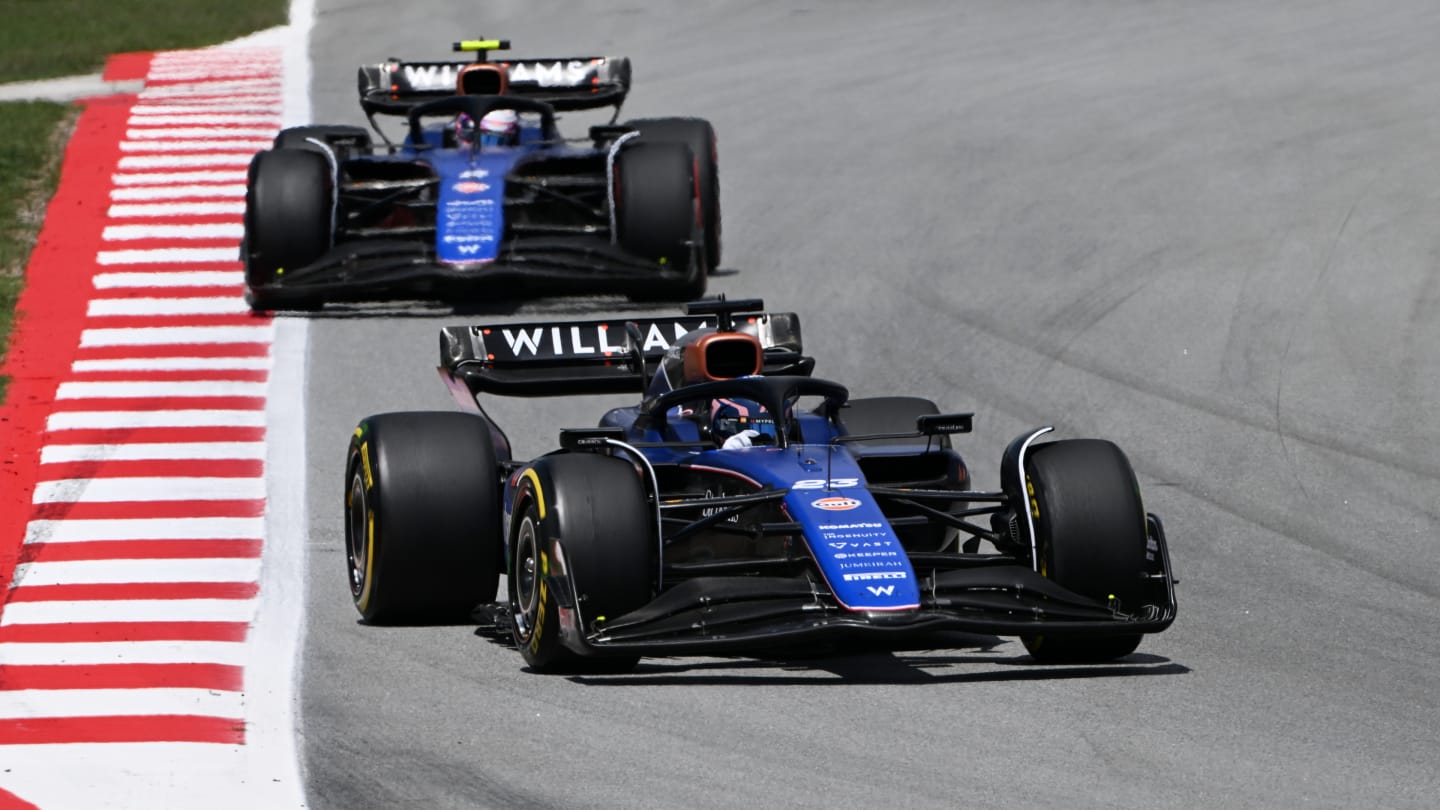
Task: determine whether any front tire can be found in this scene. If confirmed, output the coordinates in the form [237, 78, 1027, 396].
[614, 141, 705, 301]
[623, 117, 721, 270]
[243, 148, 333, 310]
[509, 453, 654, 673]
[1020, 439, 1149, 662]
[345, 412, 502, 624]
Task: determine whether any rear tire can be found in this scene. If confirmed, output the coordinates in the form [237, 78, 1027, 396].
[243, 148, 333, 310]
[509, 453, 653, 674]
[623, 117, 721, 270]
[1020, 439, 1148, 663]
[615, 141, 705, 301]
[345, 412, 502, 624]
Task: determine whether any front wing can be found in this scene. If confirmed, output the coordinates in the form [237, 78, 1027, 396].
[507, 515, 1178, 658]
[246, 236, 702, 308]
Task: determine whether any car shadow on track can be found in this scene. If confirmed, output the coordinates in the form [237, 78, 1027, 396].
[258, 293, 716, 320]
[568, 650, 1188, 686]
[471, 614, 1188, 684]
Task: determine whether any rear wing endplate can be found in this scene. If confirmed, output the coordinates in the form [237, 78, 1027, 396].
[358, 56, 632, 116]
[439, 312, 804, 399]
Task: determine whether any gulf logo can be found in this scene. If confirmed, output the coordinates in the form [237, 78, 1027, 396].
[453, 180, 490, 194]
[811, 496, 862, 511]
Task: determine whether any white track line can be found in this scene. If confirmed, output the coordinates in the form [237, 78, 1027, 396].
[108, 202, 245, 218]
[0, 689, 245, 720]
[120, 141, 271, 154]
[118, 155, 254, 170]
[88, 296, 251, 316]
[41, 443, 267, 463]
[24, 517, 265, 543]
[140, 80, 281, 96]
[102, 224, 244, 241]
[112, 170, 247, 185]
[11, 558, 261, 587]
[32, 477, 266, 504]
[93, 271, 244, 288]
[97, 247, 241, 264]
[56, 381, 268, 399]
[71, 356, 270, 372]
[0, 599, 257, 625]
[129, 114, 280, 126]
[47, 410, 268, 430]
[110, 184, 248, 200]
[80, 326, 274, 347]
[0, 641, 249, 668]
[125, 127, 276, 140]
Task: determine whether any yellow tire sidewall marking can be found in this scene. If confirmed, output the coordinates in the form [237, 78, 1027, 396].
[521, 468, 546, 520]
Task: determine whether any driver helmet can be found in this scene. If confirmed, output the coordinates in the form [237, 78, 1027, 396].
[711, 397, 780, 444]
[478, 109, 519, 146]
[453, 112, 478, 147]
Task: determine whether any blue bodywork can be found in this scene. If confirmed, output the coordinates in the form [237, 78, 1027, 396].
[419, 134, 552, 264]
[435, 302, 1178, 660]
[585, 408, 924, 612]
[247, 92, 706, 308]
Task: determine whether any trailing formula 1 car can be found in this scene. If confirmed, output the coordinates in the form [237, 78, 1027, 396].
[344, 298, 1177, 673]
[243, 39, 719, 310]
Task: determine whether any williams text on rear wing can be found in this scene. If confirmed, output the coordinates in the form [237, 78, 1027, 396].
[438, 311, 803, 399]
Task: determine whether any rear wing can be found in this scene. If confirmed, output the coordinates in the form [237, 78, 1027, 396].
[358, 56, 632, 116]
[439, 312, 805, 399]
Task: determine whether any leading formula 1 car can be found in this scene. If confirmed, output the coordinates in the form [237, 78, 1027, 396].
[243, 39, 719, 310]
[344, 298, 1177, 673]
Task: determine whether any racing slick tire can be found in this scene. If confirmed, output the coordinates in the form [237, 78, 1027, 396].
[508, 453, 653, 674]
[243, 147, 332, 311]
[274, 124, 372, 159]
[1020, 439, 1148, 663]
[345, 412, 502, 624]
[623, 117, 721, 270]
[614, 141, 706, 301]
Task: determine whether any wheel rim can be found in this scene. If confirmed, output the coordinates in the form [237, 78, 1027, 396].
[510, 513, 540, 643]
[346, 471, 369, 598]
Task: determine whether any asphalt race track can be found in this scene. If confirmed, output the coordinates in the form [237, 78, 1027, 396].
[296, 2, 1440, 807]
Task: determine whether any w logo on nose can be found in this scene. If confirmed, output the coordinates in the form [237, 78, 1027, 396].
[866, 585, 895, 597]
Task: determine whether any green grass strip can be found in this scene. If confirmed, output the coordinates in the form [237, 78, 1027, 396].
[3, 0, 291, 82]
[0, 100, 75, 404]
[0, 1, 291, 404]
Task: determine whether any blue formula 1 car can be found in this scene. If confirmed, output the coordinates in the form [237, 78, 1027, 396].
[242, 40, 719, 311]
[343, 298, 1178, 673]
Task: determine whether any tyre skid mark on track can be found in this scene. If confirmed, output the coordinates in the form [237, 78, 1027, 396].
[902, 280, 1440, 600]
[903, 278, 1440, 481]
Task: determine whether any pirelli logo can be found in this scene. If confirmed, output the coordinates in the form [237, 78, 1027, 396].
[842, 571, 908, 582]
